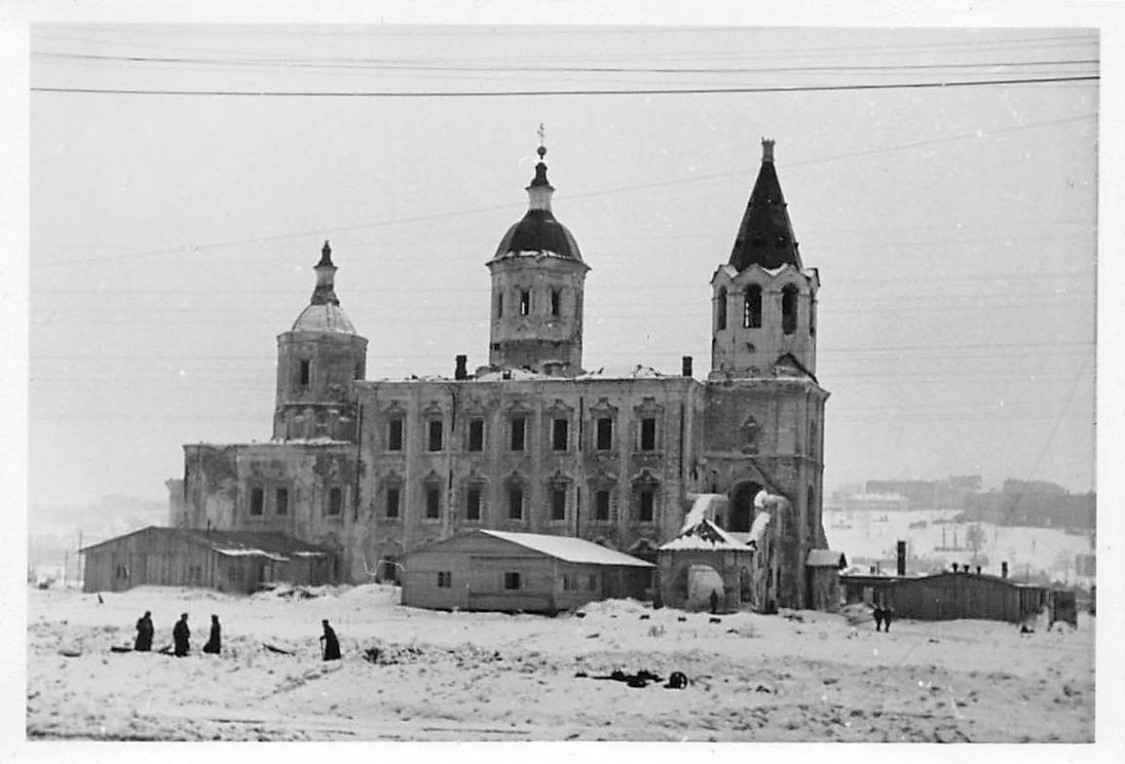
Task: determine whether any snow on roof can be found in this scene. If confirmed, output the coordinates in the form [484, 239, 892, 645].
[474, 368, 550, 382]
[291, 303, 357, 334]
[748, 511, 772, 547]
[680, 494, 728, 533]
[660, 518, 750, 552]
[807, 549, 847, 567]
[213, 548, 289, 562]
[576, 364, 670, 380]
[480, 530, 654, 567]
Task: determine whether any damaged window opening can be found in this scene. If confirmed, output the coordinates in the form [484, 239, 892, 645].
[466, 487, 482, 521]
[508, 487, 523, 520]
[275, 488, 288, 516]
[595, 417, 613, 450]
[468, 419, 484, 451]
[550, 288, 561, 317]
[437, 571, 452, 588]
[639, 489, 655, 522]
[510, 417, 527, 451]
[552, 418, 569, 451]
[640, 418, 656, 451]
[386, 487, 400, 519]
[425, 486, 441, 519]
[595, 490, 611, 522]
[504, 572, 521, 590]
[249, 488, 264, 516]
[427, 420, 443, 452]
[743, 285, 762, 329]
[782, 284, 798, 335]
[519, 289, 530, 316]
[551, 487, 567, 521]
[716, 287, 728, 331]
[327, 487, 343, 516]
[387, 419, 404, 451]
[298, 359, 311, 389]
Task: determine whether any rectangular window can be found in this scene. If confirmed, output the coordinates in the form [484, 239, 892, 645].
[354, 363, 363, 380]
[466, 487, 482, 521]
[426, 486, 441, 519]
[639, 490, 655, 522]
[508, 487, 523, 520]
[504, 572, 521, 590]
[551, 487, 567, 521]
[249, 487, 264, 516]
[640, 418, 657, 451]
[275, 488, 289, 516]
[550, 289, 561, 317]
[228, 565, 238, 581]
[552, 418, 569, 451]
[427, 420, 443, 451]
[437, 571, 452, 588]
[510, 417, 526, 451]
[468, 419, 485, 451]
[562, 573, 577, 591]
[519, 290, 530, 316]
[596, 417, 614, 450]
[388, 419, 404, 451]
[327, 487, 343, 516]
[298, 359, 310, 389]
[588, 573, 598, 591]
[496, 293, 503, 318]
[385, 487, 400, 519]
[595, 490, 611, 522]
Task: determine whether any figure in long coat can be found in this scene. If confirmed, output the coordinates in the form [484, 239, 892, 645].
[172, 613, 191, 657]
[134, 611, 154, 652]
[202, 614, 221, 655]
[320, 619, 341, 661]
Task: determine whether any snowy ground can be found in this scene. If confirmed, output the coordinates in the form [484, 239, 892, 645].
[25, 584, 1094, 742]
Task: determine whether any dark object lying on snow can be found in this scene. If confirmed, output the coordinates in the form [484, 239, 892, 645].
[58, 649, 82, 658]
[639, 614, 650, 620]
[110, 645, 133, 653]
[263, 643, 295, 655]
[589, 668, 665, 688]
[708, 617, 722, 624]
[666, 671, 689, 689]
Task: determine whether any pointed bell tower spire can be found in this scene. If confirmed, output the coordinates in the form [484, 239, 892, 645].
[310, 240, 340, 306]
[728, 138, 802, 272]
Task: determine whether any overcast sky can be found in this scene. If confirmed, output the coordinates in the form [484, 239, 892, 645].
[22, 21, 1103, 508]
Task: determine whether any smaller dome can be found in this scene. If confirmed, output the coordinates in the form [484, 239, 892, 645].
[495, 209, 583, 262]
[292, 303, 356, 334]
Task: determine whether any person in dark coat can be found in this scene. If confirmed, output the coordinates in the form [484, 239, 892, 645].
[134, 611, 154, 652]
[709, 589, 720, 615]
[882, 606, 894, 633]
[320, 619, 341, 661]
[172, 613, 191, 657]
[202, 614, 221, 655]
[873, 606, 885, 632]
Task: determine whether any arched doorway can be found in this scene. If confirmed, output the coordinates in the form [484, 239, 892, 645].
[729, 481, 763, 532]
[674, 563, 725, 610]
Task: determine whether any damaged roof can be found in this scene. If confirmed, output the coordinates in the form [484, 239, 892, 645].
[660, 518, 750, 551]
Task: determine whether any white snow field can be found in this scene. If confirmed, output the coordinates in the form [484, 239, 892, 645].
[25, 583, 1093, 742]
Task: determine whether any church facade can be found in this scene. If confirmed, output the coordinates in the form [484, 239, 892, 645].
[175, 139, 830, 610]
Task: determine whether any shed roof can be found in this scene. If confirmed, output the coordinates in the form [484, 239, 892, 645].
[80, 526, 331, 561]
[806, 549, 848, 568]
[478, 530, 654, 567]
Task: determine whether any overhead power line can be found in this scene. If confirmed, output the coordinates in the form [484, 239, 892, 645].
[31, 74, 1098, 98]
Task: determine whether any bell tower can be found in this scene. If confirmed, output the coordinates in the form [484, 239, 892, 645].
[486, 136, 590, 377]
[273, 241, 368, 441]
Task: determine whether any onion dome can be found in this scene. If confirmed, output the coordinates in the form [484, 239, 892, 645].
[493, 145, 584, 262]
[728, 139, 803, 271]
[291, 241, 357, 333]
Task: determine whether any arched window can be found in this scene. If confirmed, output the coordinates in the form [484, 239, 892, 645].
[716, 288, 728, 331]
[519, 289, 531, 316]
[782, 285, 799, 335]
[550, 288, 562, 317]
[743, 285, 762, 329]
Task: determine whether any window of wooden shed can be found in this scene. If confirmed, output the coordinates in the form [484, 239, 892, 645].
[437, 571, 452, 588]
[504, 572, 521, 590]
[563, 573, 577, 591]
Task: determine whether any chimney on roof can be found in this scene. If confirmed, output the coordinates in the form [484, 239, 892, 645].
[976, 565, 982, 575]
[1002, 561, 1009, 579]
[455, 355, 468, 381]
[682, 356, 693, 378]
[896, 540, 906, 576]
[761, 138, 775, 163]
[951, 563, 958, 573]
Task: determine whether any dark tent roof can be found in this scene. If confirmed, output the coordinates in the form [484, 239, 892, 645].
[728, 139, 803, 272]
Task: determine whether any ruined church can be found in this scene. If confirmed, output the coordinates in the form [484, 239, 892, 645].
[174, 138, 831, 610]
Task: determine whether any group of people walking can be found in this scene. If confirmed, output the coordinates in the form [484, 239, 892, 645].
[133, 611, 341, 661]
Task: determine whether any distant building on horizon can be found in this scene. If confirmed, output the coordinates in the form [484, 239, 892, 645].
[173, 138, 834, 610]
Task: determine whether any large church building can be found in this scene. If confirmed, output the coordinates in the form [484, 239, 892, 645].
[175, 139, 831, 610]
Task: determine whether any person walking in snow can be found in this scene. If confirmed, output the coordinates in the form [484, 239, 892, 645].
[873, 605, 885, 632]
[882, 606, 895, 633]
[202, 614, 221, 655]
[134, 611, 154, 652]
[320, 619, 341, 661]
[172, 613, 191, 657]
[709, 589, 720, 615]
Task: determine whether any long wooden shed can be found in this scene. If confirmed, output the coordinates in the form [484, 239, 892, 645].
[402, 530, 655, 613]
[841, 570, 1047, 623]
[80, 526, 337, 594]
